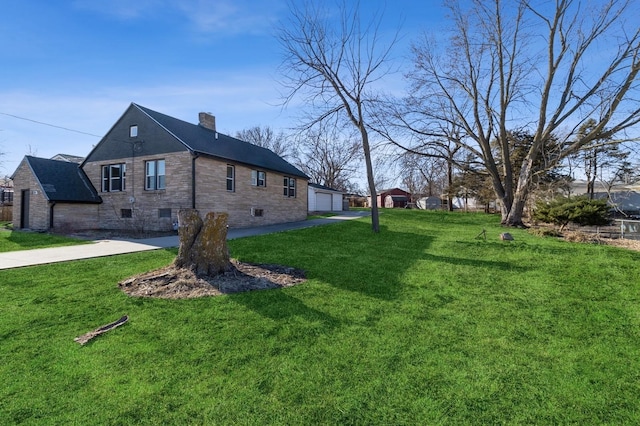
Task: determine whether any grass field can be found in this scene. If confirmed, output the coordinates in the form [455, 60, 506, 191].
[0, 228, 88, 252]
[1, 209, 639, 424]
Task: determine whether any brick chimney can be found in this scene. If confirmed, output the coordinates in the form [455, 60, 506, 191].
[198, 112, 216, 131]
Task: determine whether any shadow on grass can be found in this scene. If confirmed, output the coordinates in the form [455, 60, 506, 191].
[422, 252, 528, 272]
[230, 289, 341, 330]
[231, 221, 435, 302]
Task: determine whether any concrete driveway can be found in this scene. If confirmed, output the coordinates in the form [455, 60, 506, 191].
[0, 211, 370, 270]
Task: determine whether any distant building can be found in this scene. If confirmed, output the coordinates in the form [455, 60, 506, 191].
[368, 188, 411, 208]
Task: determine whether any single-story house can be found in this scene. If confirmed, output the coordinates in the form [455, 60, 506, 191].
[308, 183, 344, 212]
[12, 102, 309, 232]
[345, 193, 367, 208]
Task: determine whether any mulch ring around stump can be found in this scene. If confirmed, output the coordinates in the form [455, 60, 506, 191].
[119, 259, 307, 299]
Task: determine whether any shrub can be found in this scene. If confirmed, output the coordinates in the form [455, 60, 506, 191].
[533, 196, 611, 231]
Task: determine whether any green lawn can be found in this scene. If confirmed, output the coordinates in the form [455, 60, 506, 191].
[0, 229, 88, 252]
[1, 209, 639, 424]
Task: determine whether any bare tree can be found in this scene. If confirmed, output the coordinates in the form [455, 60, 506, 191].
[398, 151, 448, 200]
[375, 102, 470, 211]
[403, 0, 640, 226]
[277, 1, 398, 233]
[568, 119, 630, 199]
[236, 126, 289, 158]
[292, 122, 361, 191]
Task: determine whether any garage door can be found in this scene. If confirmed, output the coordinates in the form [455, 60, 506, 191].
[316, 193, 332, 211]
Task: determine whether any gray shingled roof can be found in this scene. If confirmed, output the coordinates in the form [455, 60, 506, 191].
[25, 156, 101, 203]
[135, 104, 309, 179]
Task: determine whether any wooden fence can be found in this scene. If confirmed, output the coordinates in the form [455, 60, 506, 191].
[0, 206, 12, 222]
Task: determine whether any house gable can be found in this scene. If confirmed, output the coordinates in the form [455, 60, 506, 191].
[82, 103, 189, 164]
[135, 104, 308, 179]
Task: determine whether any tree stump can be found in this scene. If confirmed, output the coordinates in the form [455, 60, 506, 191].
[174, 209, 232, 276]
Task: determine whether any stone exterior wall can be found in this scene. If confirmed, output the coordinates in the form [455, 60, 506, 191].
[51, 203, 100, 231]
[194, 156, 308, 228]
[83, 151, 193, 232]
[12, 160, 50, 230]
[83, 152, 308, 231]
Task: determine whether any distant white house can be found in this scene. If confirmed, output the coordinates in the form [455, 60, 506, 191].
[571, 180, 640, 216]
[308, 183, 344, 212]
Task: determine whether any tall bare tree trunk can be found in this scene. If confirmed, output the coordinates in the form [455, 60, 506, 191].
[360, 125, 380, 233]
[174, 209, 231, 276]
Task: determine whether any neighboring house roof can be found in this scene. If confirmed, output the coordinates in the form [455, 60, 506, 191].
[134, 104, 309, 179]
[378, 188, 411, 195]
[23, 156, 101, 203]
[594, 191, 640, 213]
[309, 183, 343, 193]
[51, 153, 84, 163]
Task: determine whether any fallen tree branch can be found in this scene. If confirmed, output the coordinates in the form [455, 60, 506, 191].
[74, 315, 129, 345]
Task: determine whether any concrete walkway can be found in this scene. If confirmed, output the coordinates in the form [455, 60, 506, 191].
[0, 211, 370, 270]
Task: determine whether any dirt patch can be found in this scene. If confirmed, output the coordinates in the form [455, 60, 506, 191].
[590, 236, 640, 251]
[119, 259, 306, 299]
[530, 224, 640, 252]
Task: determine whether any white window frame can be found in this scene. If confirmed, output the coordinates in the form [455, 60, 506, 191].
[251, 170, 266, 187]
[226, 165, 235, 192]
[145, 159, 166, 190]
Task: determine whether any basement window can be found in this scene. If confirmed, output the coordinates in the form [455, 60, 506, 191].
[121, 209, 132, 218]
[158, 208, 172, 218]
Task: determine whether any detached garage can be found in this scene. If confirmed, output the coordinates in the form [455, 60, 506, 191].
[308, 183, 344, 212]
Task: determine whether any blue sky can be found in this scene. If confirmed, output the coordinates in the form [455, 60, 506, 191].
[0, 0, 444, 177]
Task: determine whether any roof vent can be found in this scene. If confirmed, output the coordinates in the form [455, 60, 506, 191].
[198, 112, 216, 131]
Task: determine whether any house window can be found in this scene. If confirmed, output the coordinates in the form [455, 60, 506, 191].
[226, 165, 235, 192]
[251, 170, 266, 187]
[121, 209, 132, 218]
[145, 159, 166, 190]
[158, 208, 171, 218]
[283, 177, 296, 198]
[129, 125, 138, 138]
[101, 163, 126, 192]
